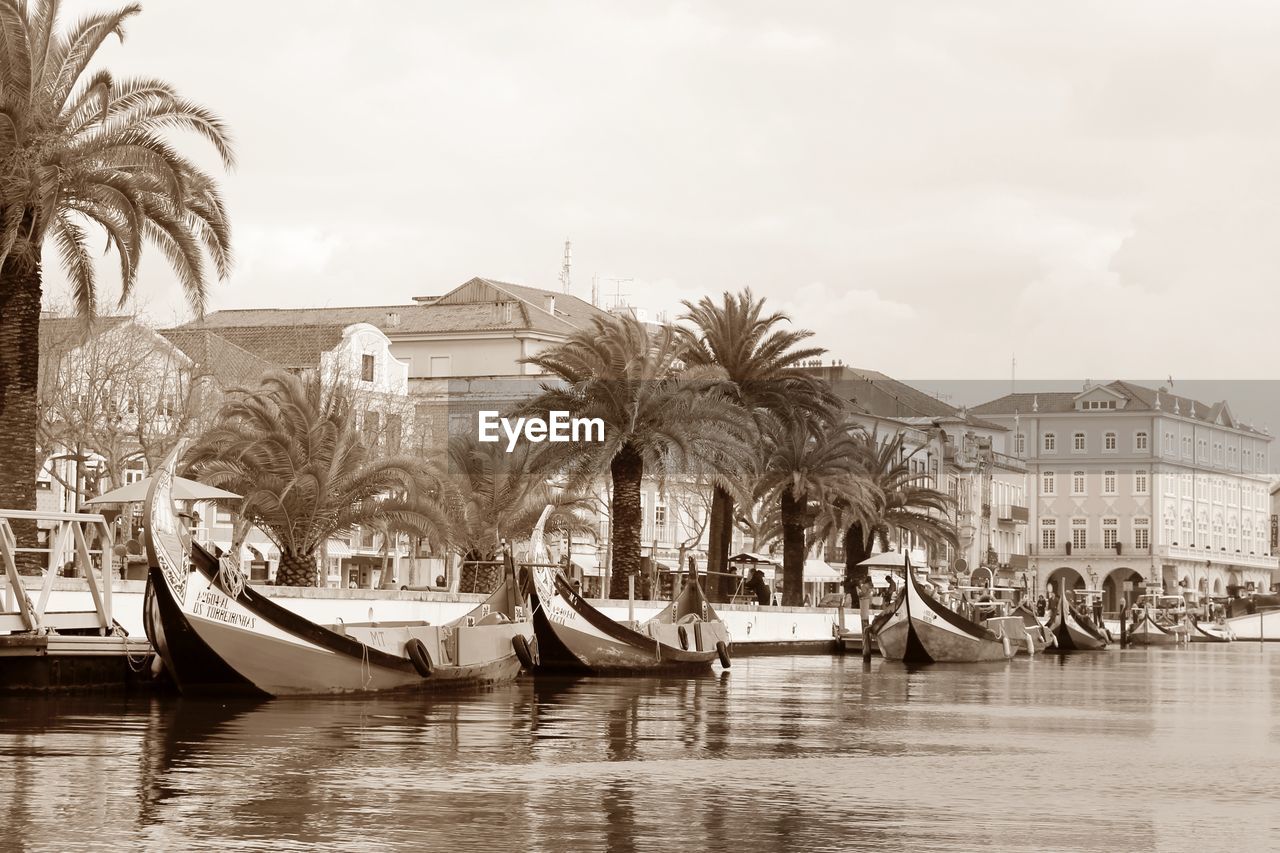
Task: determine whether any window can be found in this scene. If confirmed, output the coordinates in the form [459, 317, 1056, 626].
[1197, 511, 1209, 547]
[1163, 432, 1174, 454]
[1136, 431, 1148, 451]
[1197, 438, 1207, 461]
[1103, 470, 1117, 495]
[1104, 432, 1117, 452]
[1134, 517, 1150, 550]
[1181, 512, 1193, 545]
[1071, 518, 1087, 550]
[1213, 515, 1224, 550]
[1213, 442, 1224, 465]
[1213, 480, 1223, 503]
[385, 413, 402, 454]
[1228, 517, 1239, 551]
[1183, 435, 1193, 457]
[1042, 471, 1056, 495]
[1163, 514, 1175, 546]
[1229, 446, 1238, 468]
[1182, 474, 1192, 498]
[1164, 474, 1176, 496]
[1260, 452, 1267, 471]
[1102, 517, 1119, 549]
[1244, 449, 1252, 469]
[1043, 433, 1056, 452]
[1040, 518, 1057, 550]
[1073, 432, 1086, 452]
[1071, 471, 1086, 495]
[654, 500, 667, 540]
[361, 353, 375, 382]
[1016, 433, 1026, 455]
[363, 410, 380, 448]
[1134, 470, 1148, 494]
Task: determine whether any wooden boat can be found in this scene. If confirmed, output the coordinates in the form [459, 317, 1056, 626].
[142, 449, 532, 696]
[524, 507, 731, 675]
[1009, 601, 1056, 654]
[1190, 618, 1235, 643]
[875, 562, 1017, 663]
[1126, 595, 1187, 647]
[1047, 594, 1108, 651]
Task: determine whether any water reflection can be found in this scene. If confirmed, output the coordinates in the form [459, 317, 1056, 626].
[0, 648, 1276, 851]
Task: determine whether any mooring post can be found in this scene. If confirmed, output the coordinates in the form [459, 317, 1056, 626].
[1119, 607, 1127, 648]
[860, 595, 872, 661]
[628, 575, 635, 624]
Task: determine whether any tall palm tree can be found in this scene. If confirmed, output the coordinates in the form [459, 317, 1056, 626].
[522, 313, 749, 599]
[442, 433, 593, 593]
[754, 415, 869, 606]
[679, 289, 833, 599]
[184, 372, 446, 586]
[836, 430, 958, 591]
[0, 2, 233, 523]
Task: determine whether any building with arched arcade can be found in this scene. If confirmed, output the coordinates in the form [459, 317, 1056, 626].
[973, 381, 1278, 613]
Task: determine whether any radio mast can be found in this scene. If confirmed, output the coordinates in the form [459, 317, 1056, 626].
[559, 239, 572, 294]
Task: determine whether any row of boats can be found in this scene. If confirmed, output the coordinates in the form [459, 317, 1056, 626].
[869, 564, 1238, 663]
[142, 451, 732, 697]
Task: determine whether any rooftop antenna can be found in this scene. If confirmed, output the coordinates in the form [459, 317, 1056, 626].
[603, 277, 634, 310]
[559, 239, 572, 294]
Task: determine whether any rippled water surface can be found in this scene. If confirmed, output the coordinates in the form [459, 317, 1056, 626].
[1, 647, 1277, 852]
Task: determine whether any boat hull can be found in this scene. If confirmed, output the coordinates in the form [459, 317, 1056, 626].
[1191, 621, 1234, 643]
[1049, 604, 1108, 652]
[1127, 614, 1178, 646]
[143, 456, 531, 696]
[876, 569, 1014, 663]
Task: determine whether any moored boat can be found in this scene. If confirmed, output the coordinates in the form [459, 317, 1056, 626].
[143, 449, 532, 696]
[875, 561, 1017, 664]
[524, 508, 731, 675]
[1190, 618, 1235, 643]
[1047, 592, 1108, 652]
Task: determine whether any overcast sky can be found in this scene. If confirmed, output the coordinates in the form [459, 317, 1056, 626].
[45, 1, 1280, 380]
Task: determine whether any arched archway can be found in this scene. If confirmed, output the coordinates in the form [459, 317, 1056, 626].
[1213, 577, 1223, 595]
[1046, 567, 1085, 597]
[1104, 567, 1143, 613]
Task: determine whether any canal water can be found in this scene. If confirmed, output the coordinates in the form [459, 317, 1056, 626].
[1, 647, 1276, 852]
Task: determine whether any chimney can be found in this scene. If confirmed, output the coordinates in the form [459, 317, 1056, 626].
[385, 311, 401, 328]
[543, 294, 556, 314]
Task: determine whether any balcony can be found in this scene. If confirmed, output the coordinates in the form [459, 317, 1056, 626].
[1030, 544, 1150, 559]
[1159, 544, 1279, 572]
[997, 504, 1029, 524]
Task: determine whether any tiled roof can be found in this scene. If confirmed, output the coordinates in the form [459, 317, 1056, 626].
[972, 380, 1267, 435]
[796, 365, 962, 419]
[173, 324, 347, 369]
[186, 277, 611, 339]
[158, 328, 279, 385]
[38, 314, 130, 356]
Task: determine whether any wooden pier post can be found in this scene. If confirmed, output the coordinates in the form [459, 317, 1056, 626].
[860, 595, 873, 661]
[628, 575, 635, 624]
[1119, 608, 1127, 648]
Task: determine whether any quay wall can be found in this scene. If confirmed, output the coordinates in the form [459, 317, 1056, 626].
[25, 581, 853, 650]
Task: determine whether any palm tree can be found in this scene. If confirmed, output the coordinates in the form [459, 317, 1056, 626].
[754, 415, 869, 605]
[678, 289, 832, 599]
[522, 313, 749, 599]
[0, 2, 233, 524]
[441, 433, 593, 593]
[184, 372, 446, 586]
[837, 430, 958, 592]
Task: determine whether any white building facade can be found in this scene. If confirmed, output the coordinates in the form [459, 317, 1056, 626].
[974, 381, 1278, 612]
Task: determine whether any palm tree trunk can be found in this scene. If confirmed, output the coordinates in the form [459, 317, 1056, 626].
[708, 486, 735, 602]
[0, 253, 43, 573]
[780, 488, 806, 606]
[608, 443, 644, 599]
[278, 549, 319, 587]
[843, 521, 872, 603]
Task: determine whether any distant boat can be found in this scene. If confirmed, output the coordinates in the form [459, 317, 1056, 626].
[1008, 601, 1056, 654]
[523, 507, 731, 675]
[1125, 595, 1188, 647]
[1190, 619, 1235, 643]
[143, 448, 532, 696]
[1047, 593, 1108, 652]
[875, 559, 1018, 663]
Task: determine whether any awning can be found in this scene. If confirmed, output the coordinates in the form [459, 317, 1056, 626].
[804, 559, 841, 582]
[325, 539, 352, 559]
[728, 552, 776, 565]
[570, 551, 601, 577]
[85, 476, 241, 506]
[857, 549, 926, 568]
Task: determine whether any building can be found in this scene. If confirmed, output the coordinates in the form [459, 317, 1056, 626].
[795, 364, 1031, 586]
[973, 380, 1278, 612]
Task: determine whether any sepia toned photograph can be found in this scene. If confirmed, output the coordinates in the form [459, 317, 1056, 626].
[1, 3, 1278, 851]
